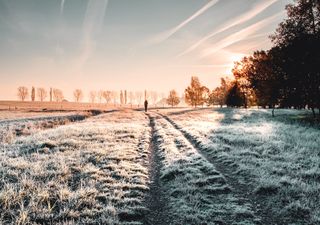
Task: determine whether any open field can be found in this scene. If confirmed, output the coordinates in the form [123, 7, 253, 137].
[158, 108, 320, 224]
[0, 101, 120, 111]
[0, 110, 151, 224]
[0, 110, 104, 144]
[0, 108, 319, 224]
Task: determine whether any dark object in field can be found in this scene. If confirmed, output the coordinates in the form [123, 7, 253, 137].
[144, 100, 148, 112]
[87, 109, 103, 116]
[254, 184, 279, 195]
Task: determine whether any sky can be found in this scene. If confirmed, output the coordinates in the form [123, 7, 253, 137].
[0, 0, 292, 101]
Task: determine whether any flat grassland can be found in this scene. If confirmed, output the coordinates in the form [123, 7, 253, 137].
[0, 107, 319, 225]
[0, 101, 119, 111]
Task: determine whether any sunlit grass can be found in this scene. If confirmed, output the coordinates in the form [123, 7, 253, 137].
[164, 108, 320, 224]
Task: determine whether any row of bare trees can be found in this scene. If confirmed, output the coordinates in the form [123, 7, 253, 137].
[16, 79, 237, 108]
[17, 82, 229, 108]
[17, 87, 64, 102]
[16, 86, 174, 106]
[88, 90, 163, 106]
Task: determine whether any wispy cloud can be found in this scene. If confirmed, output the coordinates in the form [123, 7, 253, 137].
[177, 0, 279, 57]
[200, 11, 284, 58]
[74, 0, 108, 70]
[147, 0, 219, 45]
[60, 0, 65, 15]
[169, 64, 233, 68]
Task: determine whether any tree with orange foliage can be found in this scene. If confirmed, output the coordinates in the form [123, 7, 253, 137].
[185, 76, 209, 107]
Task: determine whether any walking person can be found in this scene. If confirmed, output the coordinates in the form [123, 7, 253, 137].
[144, 100, 148, 112]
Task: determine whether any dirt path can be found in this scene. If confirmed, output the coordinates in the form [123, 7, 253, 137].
[156, 112, 280, 225]
[143, 113, 169, 225]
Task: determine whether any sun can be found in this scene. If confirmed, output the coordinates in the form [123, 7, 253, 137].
[223, 53, 246, 75]
[229, 53, 246, 63]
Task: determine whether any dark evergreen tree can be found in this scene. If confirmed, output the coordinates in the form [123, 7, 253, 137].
[225, 82, 245, 107]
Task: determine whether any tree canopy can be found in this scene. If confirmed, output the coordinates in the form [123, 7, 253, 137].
[167, 90, 180, 107]
[228, 0, 320, 116]
[185, 76, 209, 107]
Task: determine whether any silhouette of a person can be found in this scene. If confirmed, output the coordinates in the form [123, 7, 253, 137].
[144, 100, 148, 112]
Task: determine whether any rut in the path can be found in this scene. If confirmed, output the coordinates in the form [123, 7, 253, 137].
[157, 112, 278, 225]
[143, 114, 169, 225]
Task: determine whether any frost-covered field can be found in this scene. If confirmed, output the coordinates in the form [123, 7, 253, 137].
[150, 113, 258, 224]
[159, 108, 320, 225]
[0, 110, 151, 224]
[0, 111, 96, 143]
[0, 111, 81, 120]
[0, 108, 319, 225]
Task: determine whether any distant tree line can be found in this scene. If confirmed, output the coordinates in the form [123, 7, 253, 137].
[16, 86, 172, 107]
[183, 76, 229, 108]
[17, 86, 64, 102]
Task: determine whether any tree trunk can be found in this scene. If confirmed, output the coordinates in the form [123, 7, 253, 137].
[311, 107, 316, 118]
[243, 92, 247, 108]
[272, 107, 275, 117]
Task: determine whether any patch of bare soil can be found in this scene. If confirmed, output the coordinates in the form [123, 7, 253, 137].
[143, 114, 170, 225]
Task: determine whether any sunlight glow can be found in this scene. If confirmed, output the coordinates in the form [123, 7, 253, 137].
[0, 1, 290, 100]
[229, 53, 246, 64]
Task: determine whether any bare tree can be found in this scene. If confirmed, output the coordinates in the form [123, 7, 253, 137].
[124, 90, 127, 104]
[160, 92, 166, 107]
[102, 91, 112, 104]
[98, 90, 104, 103]
[53, 89, 64, 102]
[89, 91, 97, 103]
[37, 88, 47, 102]
[128, 91, 135, 108]
[167, 89, 180, 107]
[111, 91, 118, 106]
[120, 90, 124, 105]
[73, 89, 83, 102]
[17, 86, 28, 101]
[150, 91, 158, 106]
[181, 93, 185, 105]
[31, 87, 35, 101]
[50, 88, 53, 102]
[144, 90, 150, 101]
[135, 91, 143, 107]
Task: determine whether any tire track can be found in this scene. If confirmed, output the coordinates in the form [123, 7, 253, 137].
[155, 112, 276, 225]
[143, 113, 169, 225]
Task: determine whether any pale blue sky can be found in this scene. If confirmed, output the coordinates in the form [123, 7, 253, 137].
[0, 0, 292, 100]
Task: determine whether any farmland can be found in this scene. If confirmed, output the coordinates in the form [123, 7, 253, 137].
[0, 108, 319, 224]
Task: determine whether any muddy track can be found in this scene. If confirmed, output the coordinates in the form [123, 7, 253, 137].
[156, 112, 280, 225]
[143, 113, 169, 225]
